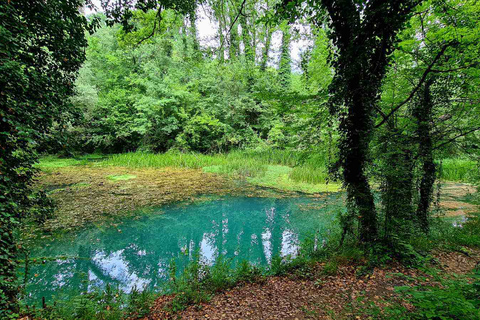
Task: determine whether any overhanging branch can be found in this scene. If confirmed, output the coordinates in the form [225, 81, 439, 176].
[433, 127, 480, 151]
[375, 43, 452, 128]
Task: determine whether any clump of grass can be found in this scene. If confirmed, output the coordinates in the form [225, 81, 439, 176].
[105, 150, 225, 169]
[289, 166, 329, 184]
[203, 162, 267, 178]
[248, 165, 341, 193]
[104, 149, 302, 169]
[440, 158, 479, 182]
[167, 253, 265, 313]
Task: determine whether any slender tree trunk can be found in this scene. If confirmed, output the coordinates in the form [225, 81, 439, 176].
[414, 78, 436, 232]
[218, 18, 225, 62]
[260, 28, 272, 71]
[279, 25, 291, 88]
[228, 14, 239, 60]
[189, 10, 199, 52]
[240, 14, 254, 62]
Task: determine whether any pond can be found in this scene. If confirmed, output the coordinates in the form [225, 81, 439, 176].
[22, 194, 344, 305]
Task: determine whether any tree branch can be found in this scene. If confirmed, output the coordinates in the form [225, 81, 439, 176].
[433, 127, 480, 151]
[375, 43, 451, 128]
[136, 7, 162, 46]
[219, 0, 247, 50]
[430, 62, 480, 73]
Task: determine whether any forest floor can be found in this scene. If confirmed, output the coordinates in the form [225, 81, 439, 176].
[143, 183, 479, 320]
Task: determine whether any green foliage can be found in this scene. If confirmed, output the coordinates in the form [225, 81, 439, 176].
[440, 159, 479, 182]
[0, 0, 89, 316]
[23, 285, 155, 320]
[167, 254, 264, 312]
[388, 268, 480, 319]
[58, 9, 332, 154]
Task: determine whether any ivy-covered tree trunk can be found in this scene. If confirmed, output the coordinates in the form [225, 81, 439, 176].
[240, 14, 254, 63]
[319, 0, 420, 243]
[189, 10, 199, 52]
[342, 88, 378, 243]
[414, 78, 436, 232]
[218, 19, 225, 62]
[229, 14, 239, 60]
[260, 27, 272, 71]
[279, 25, 291, 88]
[380, 129, 414, 239]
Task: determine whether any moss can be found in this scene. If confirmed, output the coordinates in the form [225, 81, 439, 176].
[107, 174, 137, 181]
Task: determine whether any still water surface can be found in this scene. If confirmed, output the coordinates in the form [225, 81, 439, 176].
[24, 195, 343, 304]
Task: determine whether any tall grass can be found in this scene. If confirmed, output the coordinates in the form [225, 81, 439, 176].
[104, 149, 303, 169]
[104, 151, 225, 169]
[439, 158, 479, 182]
[289, 166, 329, 184]
[101, 149, 340, 188]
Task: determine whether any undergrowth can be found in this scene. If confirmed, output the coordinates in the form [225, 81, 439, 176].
[388, 267, 480, 320]
[23, 285, 155, 320]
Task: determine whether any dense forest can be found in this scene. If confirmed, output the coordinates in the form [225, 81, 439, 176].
[1, 0, 480, 318]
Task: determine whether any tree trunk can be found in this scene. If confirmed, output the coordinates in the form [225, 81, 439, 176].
[240, 14, 254, 62]
[414, 78, 436, 233]
[381, 129, 414, 238]
[189, 10, 199, 52]
[260, 27, 271, 71]
[228, 14, 239, 60]
[278, 25, 291, 88]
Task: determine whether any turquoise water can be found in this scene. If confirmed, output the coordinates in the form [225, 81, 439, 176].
[23, 195, 343, 305]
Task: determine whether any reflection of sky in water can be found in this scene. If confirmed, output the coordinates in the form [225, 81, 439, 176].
[92, 249, 150, 292]
[23, 195, 343, 305]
